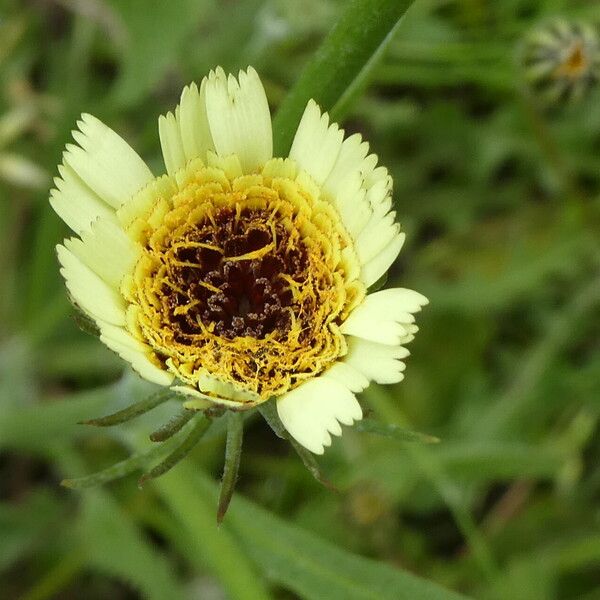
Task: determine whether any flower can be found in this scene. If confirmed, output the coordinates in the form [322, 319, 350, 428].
[50, 67, 427, 454]
[522, 19, 600, 104]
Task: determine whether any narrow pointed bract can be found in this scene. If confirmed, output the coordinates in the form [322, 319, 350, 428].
[139, 414, 211, 487]
[217, 412, 244, 524]
[81, 388, 174, 427]
[149, 408, 196, 442]
[61, 418, 196, 489]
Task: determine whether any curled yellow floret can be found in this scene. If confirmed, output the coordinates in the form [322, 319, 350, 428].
[121, 157, 364, 401]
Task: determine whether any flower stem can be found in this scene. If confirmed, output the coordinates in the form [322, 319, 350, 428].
[273, 0, 415, 155]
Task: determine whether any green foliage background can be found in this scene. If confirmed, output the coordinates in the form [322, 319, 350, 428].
[1, 0, 600, 598]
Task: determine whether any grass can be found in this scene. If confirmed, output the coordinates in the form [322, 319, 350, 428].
[1, 0, 600, 598]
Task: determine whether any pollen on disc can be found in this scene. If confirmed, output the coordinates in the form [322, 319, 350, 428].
[126, 162, 365, 401]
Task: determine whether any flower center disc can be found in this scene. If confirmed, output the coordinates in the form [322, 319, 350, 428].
[557, 42, 589, 78]
[124, 159, 365, 401]
[167, 205, 305, 341]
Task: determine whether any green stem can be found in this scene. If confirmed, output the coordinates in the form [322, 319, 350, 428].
[519, 90, 580, 200]
[272, 0, 415, 155]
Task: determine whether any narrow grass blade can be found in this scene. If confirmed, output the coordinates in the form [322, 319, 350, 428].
[81, 491, 187, 600]
[0, 389, 114, 453]
[139, 415, 211, 486]
[156, 466, 270, 600]
[355, 418, 440, 444]
[149, 409, 195, 442]
[217, 412, 244, 524]
[273, 0, 415, 155]
[81, 388, 175, 427]
[259, 401, 335, 489]
[165, 465, 468, 600]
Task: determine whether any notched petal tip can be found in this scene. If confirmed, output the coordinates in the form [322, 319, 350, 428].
[204, 64, 272, 173]
[276, 377, 362, 454]
[289, 98, 345, 186]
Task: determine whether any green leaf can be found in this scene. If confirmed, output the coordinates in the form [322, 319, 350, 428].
[155, 466, 271, 600]
[0, 491, 63, 572]
[81, 491, 186, 600]
[163, 464, 468, 600]
[273, 0, 415, 155]
[351, 442, 568, 491]
[258, 401, 287, 438]
[217, 411, 244, 524]
[61, 444, 166, 490]
[229, 499, 468, 599]
[355, 418, 440, 444]
[0, 390, 113, 454]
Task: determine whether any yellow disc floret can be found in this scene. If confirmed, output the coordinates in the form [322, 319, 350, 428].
[119, 155, 364, 403]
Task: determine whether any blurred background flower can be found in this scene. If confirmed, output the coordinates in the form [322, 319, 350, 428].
[521, 18, 600, 105]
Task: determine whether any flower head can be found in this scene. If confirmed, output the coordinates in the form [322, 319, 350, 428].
[522, 19, 600, 104]
[51, 67, 427, 454]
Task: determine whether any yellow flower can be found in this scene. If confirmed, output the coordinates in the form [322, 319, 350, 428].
[50, 67, 427, 454]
